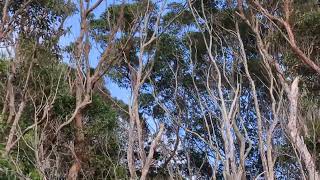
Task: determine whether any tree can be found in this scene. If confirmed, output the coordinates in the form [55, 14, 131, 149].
[0, 0, 319, 179]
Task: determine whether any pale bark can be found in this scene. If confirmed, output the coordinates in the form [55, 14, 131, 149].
[236, 23, 276, 180]
[252, 0, 320, 74]
[140, 124, 164, 180]
[286, 78, 319, 180]
[237, 3, 320, 177]
[63, 1, 125, 179]
[188, 1, 250, 178]
[4, 101, 26, 155]
[125, 2, 165, 178]
[4, 45, 35, 154]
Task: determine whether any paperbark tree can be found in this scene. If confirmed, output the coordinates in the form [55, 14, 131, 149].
[53, 1, 124, 179]
[236, 0, 320, 178]
[124, 2, 166, 179]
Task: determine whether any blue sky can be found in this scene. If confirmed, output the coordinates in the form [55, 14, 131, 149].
[59, 0, 184, 104]
[60, 0, 130, 103]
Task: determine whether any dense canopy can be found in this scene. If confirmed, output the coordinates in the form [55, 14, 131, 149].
[0, 0, 319, 179]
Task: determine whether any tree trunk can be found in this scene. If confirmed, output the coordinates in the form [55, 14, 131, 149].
[67, 112, 86, 180]
[286, 78, 319, 180]
[4, 101, 26, 155]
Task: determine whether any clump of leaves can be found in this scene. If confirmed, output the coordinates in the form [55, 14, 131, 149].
[53, 94, 76, 118]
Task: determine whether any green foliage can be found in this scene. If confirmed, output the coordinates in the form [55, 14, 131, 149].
[163, 2, 194, 27]
[0, 142, 42, 180]
[0, 144, 17, 179]
[86, 94, 117, 135]
[297, 10, 320, 35]
[0, 60, 7, 74]
[84, 94, 127, 179]
[1, 0, 320, 179]
[90, 1, 153, 40]
[53, 94, 76, 118]
[8, 0, 75, 39]
[28, 169, 42, 180]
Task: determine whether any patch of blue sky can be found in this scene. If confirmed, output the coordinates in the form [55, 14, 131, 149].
[59, 0, 132, 103]
[59, 0, 189, 106]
